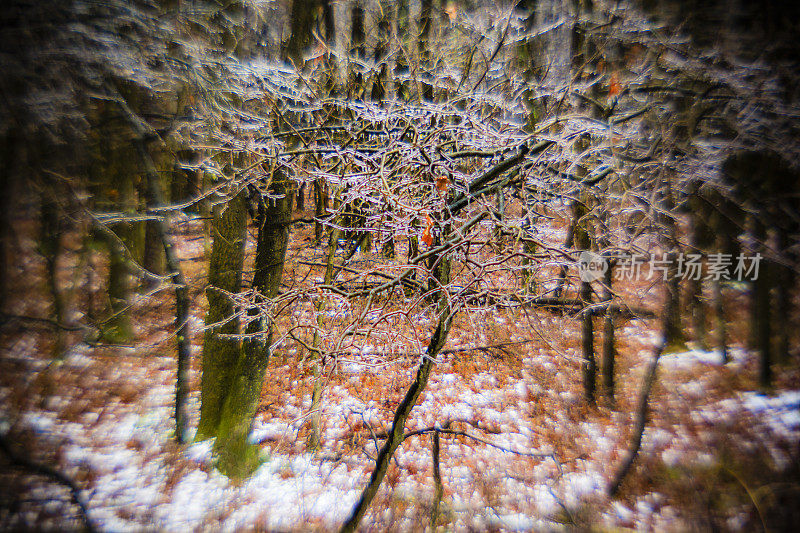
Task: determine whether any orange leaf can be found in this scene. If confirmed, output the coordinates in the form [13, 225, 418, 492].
[445, 1, 458, 21]
[435, 175, 449, 192]
[608, 73, 622, 97]
[421, 226, 433, 247]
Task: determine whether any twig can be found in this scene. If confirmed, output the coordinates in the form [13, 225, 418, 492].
[402, 427, 555, 459]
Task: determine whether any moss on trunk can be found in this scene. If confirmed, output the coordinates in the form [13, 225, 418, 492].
[196, 190, 248, 440]
[214, 171, 292, 478]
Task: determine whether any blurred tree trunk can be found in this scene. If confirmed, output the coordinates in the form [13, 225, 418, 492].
[39, 188, 66, 357]
[687, 233, 707, 350]
[341, 223, 454, 533]
[418, 0, 434, 100]
[395, 0, 410, 99]
[113, 94, 193, 443]
[713, 275, 728, 364]
[349, 2, 366, 100]
[285, 0, 319, 65]
[775, 231, 792, 364]
[601, 262, 615, 402]
[751, 222, 772, 389]
[196, 188, 249, 440]
[89, 105, 141, 343]
[141, 134, 184, 282]
[314, 0, 336, 243]
[140, 163, 167, 283]
[372, 3, 391, 103]
[0, 131, 17, 314]
[215, 168, 291, 478]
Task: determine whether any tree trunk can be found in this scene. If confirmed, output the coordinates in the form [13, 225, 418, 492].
[553, 216, 574, 299]
[133, 135, 192, 444]
[296, 182, 305, 211]
[103, 179, 137, 343]
[142, 218, 166, 280]
[141, 150, 173, 282]
[0, 132, 16, 314]
[214, 171, 293, 479]
[340, 228, 453, 533]
[493, 188, 506, 251]
[418, 0, 434, 100]
[774, 231, 792, 363]
[395, 0, 410, 100]
[688, 230, 707, 349]
[285, 0, 318, 66]
[214, 170, 292, 478]
[573, 134, 595, 405]
[755, 258, 772, 389]
[713, 276, 728, 364]
[581, 276, 595, 405]
[196, 190, 249, 440]
[314, 179, 328, 244]
[87, 101, 143, 343]
[39, 189, 66, 357]
[602, 263, 615, 401]
[372, 3, 391, 103]
[664, 250, 684, 349]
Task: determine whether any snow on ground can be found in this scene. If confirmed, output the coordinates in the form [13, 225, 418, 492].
[3, 347, 366, 531]
[3, 331, 799, 531]
[659, 347, 749, 369]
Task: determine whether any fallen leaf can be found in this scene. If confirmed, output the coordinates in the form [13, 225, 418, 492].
[608, 72, 622, 97]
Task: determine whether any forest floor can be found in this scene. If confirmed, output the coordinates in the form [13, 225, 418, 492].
[1, 203, 799, 531]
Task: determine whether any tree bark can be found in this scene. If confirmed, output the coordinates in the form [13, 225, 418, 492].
[755, 257, 772, 389]
[196, 190, 249, 440]
[39, 189, 66, 357]
[580, 276, 595, 405]
[602, 263, 615, 401]
[135, 140, 192, 444]
[214, 170, 292, 478]
[285, 0, 319, 66]
[418, 0, 434, 100]
[713, 276, 728, 364]
[395, 0, 410, 99]
[340, 290, 452, 533]
[340, 225, 454, 533]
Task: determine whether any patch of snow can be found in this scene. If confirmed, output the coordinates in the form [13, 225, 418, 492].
[660, 347, 748, 369]
[185, 440, 214, 463]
